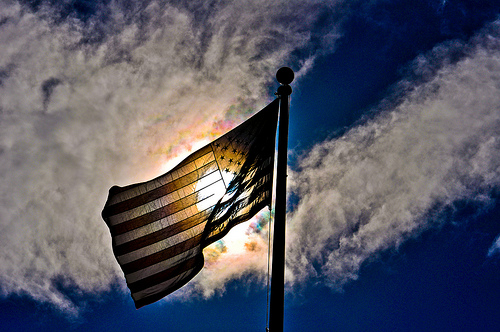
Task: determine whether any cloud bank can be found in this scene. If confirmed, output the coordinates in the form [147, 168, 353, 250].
[287, 19, 500, 288]
[0, 0, 344, 312]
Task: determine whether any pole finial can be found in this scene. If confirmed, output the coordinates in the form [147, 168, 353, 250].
[276, 67, 294, 85]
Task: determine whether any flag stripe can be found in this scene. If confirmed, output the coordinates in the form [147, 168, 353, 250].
[113, 207, 212, 256]
[107, 147, 213, 205]
[128, 254, 201, 293]
[203, 189, 271, 244]
[107, 167, 220, 225]
[117, 222, 206, 266]
[104, 160, 217, 216]
[132, 264, 202, 308]
[126, 247, 199, 283]
[121, 234, 203, 274]
[113, 188, 223, 245]
[110, 185, 217, 235]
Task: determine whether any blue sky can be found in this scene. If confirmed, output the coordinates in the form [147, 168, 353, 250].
[1, 0, 500, 331]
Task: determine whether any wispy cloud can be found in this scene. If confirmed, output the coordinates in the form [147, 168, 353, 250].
[488, 234, 500, 257]
[0, 0, 345, 312]
[287, 19, 500, 289]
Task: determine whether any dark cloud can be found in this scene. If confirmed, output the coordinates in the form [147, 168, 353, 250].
[41, 77, 61, 110]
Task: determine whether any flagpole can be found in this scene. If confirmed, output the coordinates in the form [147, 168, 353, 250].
[269, 67, 294, 332]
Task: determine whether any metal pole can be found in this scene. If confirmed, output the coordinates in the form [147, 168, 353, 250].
[269, 67, 293, 332]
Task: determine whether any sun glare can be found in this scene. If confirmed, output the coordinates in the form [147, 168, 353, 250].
[159, 139, 211, 174]
[195, 171, 230, 205]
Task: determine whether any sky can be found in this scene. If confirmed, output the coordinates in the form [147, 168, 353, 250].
[1, 0, 500, 331]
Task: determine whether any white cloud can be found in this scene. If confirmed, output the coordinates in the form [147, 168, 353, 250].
[286, 20, 500, 289]
[0, 0, 345, 312]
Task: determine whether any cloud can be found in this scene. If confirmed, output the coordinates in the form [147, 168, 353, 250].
[5, 0, 498, 314]
[0, 0, 345, 312]
[488, 234, 500, 257]
[189, 216, 271, 299]
[286, 19, 500, 289]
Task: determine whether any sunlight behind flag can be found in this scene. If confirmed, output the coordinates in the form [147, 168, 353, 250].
[102, 99, 279, 308]
[194, 168, 231, 209]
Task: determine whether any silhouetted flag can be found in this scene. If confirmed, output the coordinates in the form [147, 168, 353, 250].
[102, 100, 279, 308]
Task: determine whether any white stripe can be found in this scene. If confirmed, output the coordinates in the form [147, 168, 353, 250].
[116, 222, 206, 265]
[125, 247, 200, 284]
[131, 267, 198, 302]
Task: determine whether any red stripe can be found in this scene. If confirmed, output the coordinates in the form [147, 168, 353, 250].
[128, 255, 200, 293]
[121, 234, 203, 274]
[113, 208, 211, 256]
[132, 259, 203, 309]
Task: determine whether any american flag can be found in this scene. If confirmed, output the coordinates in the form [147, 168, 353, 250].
[102, 99, 279, 308]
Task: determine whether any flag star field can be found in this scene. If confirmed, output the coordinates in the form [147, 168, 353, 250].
[1, 1, 500, 331]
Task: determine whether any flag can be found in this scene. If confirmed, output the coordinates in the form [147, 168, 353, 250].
[102, 99, 279, 308]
